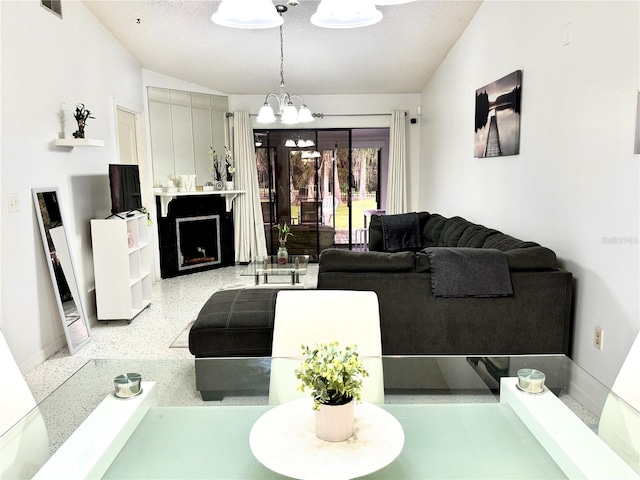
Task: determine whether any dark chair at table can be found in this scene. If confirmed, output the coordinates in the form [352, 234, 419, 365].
[299, 201, 320, 224]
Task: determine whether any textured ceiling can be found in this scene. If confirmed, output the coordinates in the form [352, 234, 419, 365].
[82, 0, 482, 95]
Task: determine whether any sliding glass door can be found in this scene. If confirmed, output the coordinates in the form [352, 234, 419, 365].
[255, 128, 387, 259]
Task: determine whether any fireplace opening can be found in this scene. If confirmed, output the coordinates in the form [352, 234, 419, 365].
[176, 215, 221, 271]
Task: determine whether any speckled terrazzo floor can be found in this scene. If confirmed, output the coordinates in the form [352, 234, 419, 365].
[24, 263, 319, 403]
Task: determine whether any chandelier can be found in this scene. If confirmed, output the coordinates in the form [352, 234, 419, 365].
[212, 0, 417, 121]
[254, 5, 312, 125]
[212, 1, 417, 29]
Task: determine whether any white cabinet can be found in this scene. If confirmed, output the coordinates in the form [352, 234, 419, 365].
[91, 214, 151, 322]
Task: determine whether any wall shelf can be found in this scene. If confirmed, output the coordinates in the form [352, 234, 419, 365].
[53, 138, 105, 148]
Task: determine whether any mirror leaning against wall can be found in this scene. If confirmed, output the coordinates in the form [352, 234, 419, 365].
[32, 187, 91, 354]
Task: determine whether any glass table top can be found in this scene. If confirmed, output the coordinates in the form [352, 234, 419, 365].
[241, 255, 310, 286]
[241, 255, 309, 277]
[4, 355, 638, 479]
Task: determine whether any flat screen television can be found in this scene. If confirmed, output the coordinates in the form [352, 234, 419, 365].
[109, 164, 142, 216]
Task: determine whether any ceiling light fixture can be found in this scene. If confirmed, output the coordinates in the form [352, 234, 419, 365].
[301, 150, 321, 160]
[374, 0, 416, 5]
[311, 0, 383, 29]
[285, 136, 315, 148]
[256, 5, 313, 125]
[212, 0, 283, 29]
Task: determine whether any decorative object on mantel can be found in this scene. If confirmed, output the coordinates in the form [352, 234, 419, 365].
[295, 342, 369, 442]
[179, 174, 196, 193]
[209, 147, 225, 190]
[274, 221, 292, 265]
[72, 103, 94, 139]
[224, 146, 235, 190]
[166, 176, 178, 193]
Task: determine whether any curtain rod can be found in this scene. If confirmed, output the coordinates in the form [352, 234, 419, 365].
[226, 112, 407, 118]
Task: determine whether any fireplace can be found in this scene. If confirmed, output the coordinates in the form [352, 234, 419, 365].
[176, 215, 221, 271]
[156, 195, 234, 278]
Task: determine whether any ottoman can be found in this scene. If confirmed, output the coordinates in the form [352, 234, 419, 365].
[189, 288, 280, 358]
[189, 288, 281, 400]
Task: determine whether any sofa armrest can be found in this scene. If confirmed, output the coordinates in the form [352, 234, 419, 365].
[504, 247, 557, 270]
[319, 249, 415, 273]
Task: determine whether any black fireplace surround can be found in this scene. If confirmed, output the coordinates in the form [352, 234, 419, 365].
[156, 196, 234, 278]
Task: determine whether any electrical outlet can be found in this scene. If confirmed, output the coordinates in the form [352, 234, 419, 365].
[7, 193, 19, 213]
[594, 326, 603, 350]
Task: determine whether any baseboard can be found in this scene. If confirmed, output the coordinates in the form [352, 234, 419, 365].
[19, 335, 67, 375]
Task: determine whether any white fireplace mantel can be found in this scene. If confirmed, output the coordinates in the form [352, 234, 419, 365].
[154, 190, 244, 217]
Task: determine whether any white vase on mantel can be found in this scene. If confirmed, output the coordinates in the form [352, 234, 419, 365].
[226, 180, 234, 191]
[314, 398, 354, 442]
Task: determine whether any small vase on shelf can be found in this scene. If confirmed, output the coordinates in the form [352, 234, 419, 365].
[277, 243, 288, 265]
[226, 180, 234, 191]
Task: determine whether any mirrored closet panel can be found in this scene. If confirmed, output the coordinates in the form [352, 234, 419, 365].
[147, 87, 229, 188]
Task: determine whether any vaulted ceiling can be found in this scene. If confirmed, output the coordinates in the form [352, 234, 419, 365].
[83, 1, 482, 96]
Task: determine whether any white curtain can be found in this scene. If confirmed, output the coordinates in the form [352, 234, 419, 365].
[232, 111, 267, 263]
[386, 110, 407, 214]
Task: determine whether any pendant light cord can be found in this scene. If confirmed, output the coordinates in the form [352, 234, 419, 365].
[279, 23, 285, 87]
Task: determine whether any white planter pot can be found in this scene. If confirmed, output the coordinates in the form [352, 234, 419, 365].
[314, 399, 354, 442]
[226, 181, 234, 191]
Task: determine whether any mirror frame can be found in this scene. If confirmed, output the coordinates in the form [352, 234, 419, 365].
[32, 187, 91, 354]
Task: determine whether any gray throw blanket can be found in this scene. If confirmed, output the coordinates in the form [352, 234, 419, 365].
[381, 213, 421, 252]
[423, 247, 513, 297]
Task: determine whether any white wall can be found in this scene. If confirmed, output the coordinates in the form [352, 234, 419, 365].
[419, 1, 639, 387]
[1, 1, 143, 371]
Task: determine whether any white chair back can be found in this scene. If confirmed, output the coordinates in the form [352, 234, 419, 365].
[0, 331, 50, 479]
[598, 332, 640, 474]
[269, 290, 384, 405]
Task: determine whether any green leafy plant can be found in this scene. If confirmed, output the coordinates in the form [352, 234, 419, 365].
[295, 342, 369, 410]
[274, 221, 293, 245]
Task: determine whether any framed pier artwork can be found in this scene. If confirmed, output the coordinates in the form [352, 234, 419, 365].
[474, 70, 522, 158]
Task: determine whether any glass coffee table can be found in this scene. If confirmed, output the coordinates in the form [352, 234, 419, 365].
[5, 356, 638, 479]
[242, 255, 309, 286]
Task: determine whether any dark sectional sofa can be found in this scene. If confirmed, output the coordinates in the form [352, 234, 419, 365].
[317, 212, 573, 356]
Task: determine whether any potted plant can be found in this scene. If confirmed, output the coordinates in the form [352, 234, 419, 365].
[72, 103, 94, 139]
[295, 342, 369, 442]
[274, 222, 293, 265]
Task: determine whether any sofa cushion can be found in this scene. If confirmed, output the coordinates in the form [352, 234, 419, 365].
[369, 212, 430, 252]
[438, 217, 474, 247]
[368, 215, 384, 251]
[422, 214, 447, 247]
[381, 213, 421, 252]
[482, 233, 539, 252]
[458, 224, 500, 248]
[319, 248, 415, 273]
